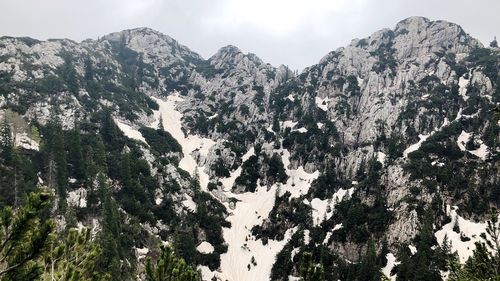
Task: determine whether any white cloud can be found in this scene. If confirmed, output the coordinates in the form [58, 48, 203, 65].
[206, 0, 346, 34]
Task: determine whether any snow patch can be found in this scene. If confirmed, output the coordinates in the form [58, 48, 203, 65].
[67, 188, 87, 208]
[182, 195, 197, 212]
[408, 245, 417, 255]
[376, 151, 386, 165]
[296, 127, 308, 133]
[282, 120, 298, 130]
[279, 149, 319, 199]
[382, 253, 399, 281]
[218, 183, 297, 281]
[303, 229, 310, 245]
[315, 96, 330, 111]
[458, 76, 470, 101]
[403, 134, 429, 157]
[135, 247, 149, 261]
[323, 232, 333, 245]
[333, 223, 343, 231]
[457, 131, 489, 160]
[310, 188, 354, 226]
[151, 94, 215, 190]
[115, 119, 146, 143]
[435, 206, 490, 263]
[196, 241, 214, 254]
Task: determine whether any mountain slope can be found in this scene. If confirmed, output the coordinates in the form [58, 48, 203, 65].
[0, 16, 498, 281]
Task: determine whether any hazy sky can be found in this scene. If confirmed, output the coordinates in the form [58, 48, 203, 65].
[0, 0, 498, 70]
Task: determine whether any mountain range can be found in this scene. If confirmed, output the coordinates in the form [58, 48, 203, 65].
[0, 16, 499, 281]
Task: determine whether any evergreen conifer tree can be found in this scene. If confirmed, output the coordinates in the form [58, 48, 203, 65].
[145, 245, 201, 281]
[0, 188, 54, 280]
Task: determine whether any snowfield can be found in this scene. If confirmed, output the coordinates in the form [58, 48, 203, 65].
[115, 119, 147, 143]
[458, 75, 470, 101]
[151, 94, 215, 191]
[315, 96, 330, 111]
[435, 205, 490, 263]
[150, 94, 298, 281]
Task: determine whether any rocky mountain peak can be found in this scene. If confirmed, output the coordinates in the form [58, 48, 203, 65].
[209, 45, 267, 71]
[102, 27, 202, 63]
[326, 16, 482, 72]
[390, 16, 482, 60]
[394, 16, 431, 32]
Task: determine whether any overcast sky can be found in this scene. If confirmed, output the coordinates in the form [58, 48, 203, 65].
[0, 0, 498, 70]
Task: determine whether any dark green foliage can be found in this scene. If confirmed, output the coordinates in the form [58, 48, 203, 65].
[66, 129, 86, 180]
[252, 192, 312, 242]
[40, 117, 68, 212]
[195, 60, 223, 78]
[42, 228, 109, 281]
[0, 189, 54, 281]
[266, 153, 287, 184]
[211, 158, 230, 178]
[356, 240, 384, 281]
[234, 155, 259, 192]
[346, 75, 361, 95]
[0, 118, 36, 208]
[56, 52, 79, 95]
[328, 194, 391, 243]
[396, 209, 450, 281]
[139, 127, 182, 155]
[299, 252, 325, 281]
[309, 164, 341, 200]
[145, 245, 201, 281]
[97, 173, 135, 280]
[371, 40, 397, 74]
[467, 48, 499, 82]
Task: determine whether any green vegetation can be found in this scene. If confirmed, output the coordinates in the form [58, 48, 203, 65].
[0, 189, 54, 281]
[145, 246, 201, 281]
[139, 127, 182, 155]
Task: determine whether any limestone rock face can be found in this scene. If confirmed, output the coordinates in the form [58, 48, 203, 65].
[0, 16, 498, 276]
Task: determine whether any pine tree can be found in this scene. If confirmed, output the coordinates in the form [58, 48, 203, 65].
[158, 114, 165, 131]
[490, 36, 498, 48]
[97, 173, 123, 278]
[145, 245, 201, 281]
[42, 228, 109, 281]
[357, 239, 381, 281]
[0, 116, 13, 164]
[41, 116, 68, 212]
[67, 129, 85, 181]
[0, 188, 54, 280]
